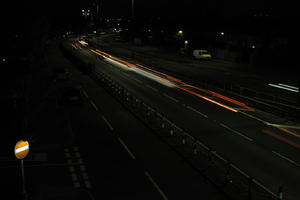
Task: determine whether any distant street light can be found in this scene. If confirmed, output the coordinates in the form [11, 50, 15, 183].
[178, 30, 183, 35]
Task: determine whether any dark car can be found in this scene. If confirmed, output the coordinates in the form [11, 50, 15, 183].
[58, 86, 84, 106]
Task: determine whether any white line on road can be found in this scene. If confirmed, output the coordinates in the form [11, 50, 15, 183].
[102, 116, 114, 131]
[220, 123, 253, 142]
[147, 84, 159, 92]
[144, 171, 169, 200]
[132, 77, 142, 83]
[118, 137, 136, 159]
[90, 100, 99, 111]
[82, 89, 89, 98]
[186, 106, 208, 118]
[272, 151, 300, 167]
[163, 93, 179, 103]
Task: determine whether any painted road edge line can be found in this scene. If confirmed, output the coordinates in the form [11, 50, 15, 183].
[163, 93, 179, 103]
[147, 84, 159, 92]
[82, 89, 89, 98]
[272, 151, 300, 167]
[220, 123, 253, 141]
[144, 171, 169, 200]
[102, 116, 114, 131]
[117, 137, 136, 160]
[90, 100, 99, 111]
[186, 105, 208, 118]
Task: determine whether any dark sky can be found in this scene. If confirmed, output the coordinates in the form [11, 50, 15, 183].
[1, 0, 297, 37]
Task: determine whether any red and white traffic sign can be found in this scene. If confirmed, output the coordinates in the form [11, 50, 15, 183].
[15, 140, 29, 159]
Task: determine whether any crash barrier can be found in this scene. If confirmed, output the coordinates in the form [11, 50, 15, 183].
[91, 69, 283, 200]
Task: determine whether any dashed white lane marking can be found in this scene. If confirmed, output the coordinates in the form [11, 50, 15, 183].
[163, 93, 179, 103]
[147, 84, 159, 92]
[220, 123, 253, 142]
[118, 137, 136, 160]
[90, 100, 99, 111]
[74, 182, 81, 188]
[85, 180, 92, 189]
[272, 151, 300, 167]
[82, 172, 89, 180]
[144, 171, 169, 200]
[132, 77, 142, 83]
[82, 89, 89, 98]
[79, 165, 86, 171]
[186, 106, 208, 118]
[71, 173, 78, 181]
[75, 152, 81, 158]
[65, 153, 71, 158]
[102, 116, 114, 131]
[69, 166, 75, 172]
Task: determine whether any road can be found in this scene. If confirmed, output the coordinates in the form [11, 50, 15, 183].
[0, 41, 230, 200]
[66, 37, 300, 200]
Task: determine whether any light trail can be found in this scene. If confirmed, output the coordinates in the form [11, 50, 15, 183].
[262, 129, 300, 149]
[89, 48, 248, 112]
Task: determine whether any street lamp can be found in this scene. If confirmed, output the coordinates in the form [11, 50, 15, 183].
[131, 0, 134, 20]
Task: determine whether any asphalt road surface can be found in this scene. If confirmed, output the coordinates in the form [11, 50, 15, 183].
[0, 41, 230, 200]
[65, 38, 300, 200]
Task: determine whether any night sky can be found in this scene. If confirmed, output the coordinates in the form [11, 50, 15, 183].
[1, 0, 297, 44]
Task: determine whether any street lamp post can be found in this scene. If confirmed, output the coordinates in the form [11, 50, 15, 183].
[131, 0, 134, 20]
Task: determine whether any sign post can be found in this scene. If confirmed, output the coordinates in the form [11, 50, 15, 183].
[15, 140, 29, 200]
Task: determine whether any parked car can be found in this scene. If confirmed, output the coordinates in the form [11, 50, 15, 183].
[58, 86, 84, 106]
[193, 49, 212, 60]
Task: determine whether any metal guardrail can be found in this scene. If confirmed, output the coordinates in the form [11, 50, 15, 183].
[61, 42, 287, 200]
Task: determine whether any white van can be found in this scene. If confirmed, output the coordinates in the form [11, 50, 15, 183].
[193, 50, 212, 60]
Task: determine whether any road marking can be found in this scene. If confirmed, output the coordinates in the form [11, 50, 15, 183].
[85, 180, 92, 189]
[79, 165, 86, 171]
[132, 77, 142, 83]
[73, 146, 79, 151]
[220, 123, 253, 141]
[74, 182, 81, 188]
[144, 171, 169, 200]
[90, 100, 99, 111]
[71, 173, 78, 181]
[272, 151, 300, 167]
[102, 116, 114, 131]
[186, 106, 208, 118]
[75, 152, 81, 158]
[147, 84, 159, 92]
[118, 137, 136, 159]
[82, 89, 89, 98]
[163, 93, 179, 103]
[65, 153, 71, 158]
[82, 172, 89, 180]
[69, 166, 75, 172]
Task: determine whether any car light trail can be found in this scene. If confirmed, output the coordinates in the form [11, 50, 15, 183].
[268, 83, 299, 93]
[262, 129, 300, 149]
[89, 48, 247, 112]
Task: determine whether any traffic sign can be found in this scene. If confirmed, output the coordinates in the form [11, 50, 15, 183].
[15, 140, 29, 159]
